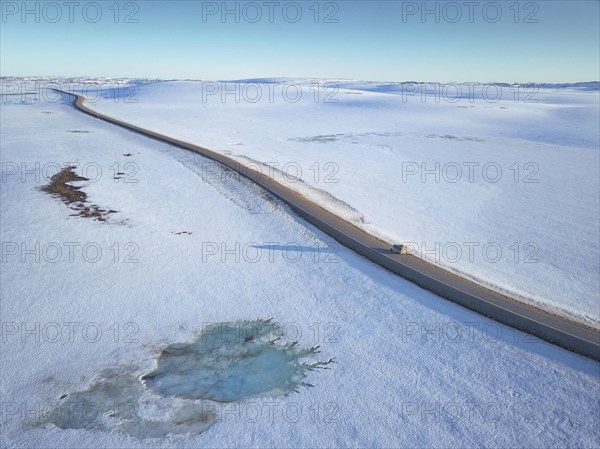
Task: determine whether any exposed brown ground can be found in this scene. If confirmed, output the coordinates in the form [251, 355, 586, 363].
[40, 166, 117, 222]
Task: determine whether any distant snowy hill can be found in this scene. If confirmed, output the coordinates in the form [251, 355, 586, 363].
[65, 78, 600, 328]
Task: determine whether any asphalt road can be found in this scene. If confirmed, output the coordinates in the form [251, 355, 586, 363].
[57, 89, 600, 362]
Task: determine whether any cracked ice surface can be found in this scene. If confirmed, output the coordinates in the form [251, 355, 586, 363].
[40, 320, 332, 438]
[141, 319, 333, 402]
[40, 368, 217, 438]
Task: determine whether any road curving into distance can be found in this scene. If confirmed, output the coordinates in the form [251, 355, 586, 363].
[57, 89, 600, 362]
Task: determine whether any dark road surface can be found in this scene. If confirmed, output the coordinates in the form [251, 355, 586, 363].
[58, 89, 600, 362]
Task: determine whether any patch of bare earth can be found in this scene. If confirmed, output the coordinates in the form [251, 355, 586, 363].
[40, 166, 117, 222]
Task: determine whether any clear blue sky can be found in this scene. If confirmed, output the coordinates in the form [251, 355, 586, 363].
[1, 1, 598, 82]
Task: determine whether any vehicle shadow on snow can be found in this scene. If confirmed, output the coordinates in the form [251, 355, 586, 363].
[250, 243, 338, 254]
[281, 212, 599, 376]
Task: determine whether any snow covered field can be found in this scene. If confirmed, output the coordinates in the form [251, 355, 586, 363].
[1, 89, 599, 447]
[73, 79, 600, 328]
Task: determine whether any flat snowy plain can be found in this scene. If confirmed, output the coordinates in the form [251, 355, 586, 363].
[84, 79, 600, 328]
[0, 84, 599, 448]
